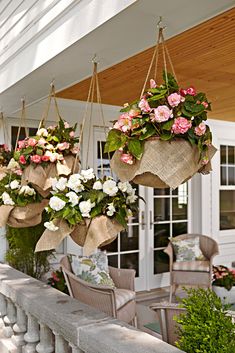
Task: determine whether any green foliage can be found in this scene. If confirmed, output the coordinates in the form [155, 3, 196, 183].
[5, 213, 53, 279]
[127, 139, 144, 159]
[104, 129, 127, 153]
[175, 287, 235, 353]
[213, 265, 235, 291]
[47, 269, 69, 294]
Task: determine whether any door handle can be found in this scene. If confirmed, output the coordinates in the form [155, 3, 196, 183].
[140, 211, 146, 230]
[150, 210, 153, 230]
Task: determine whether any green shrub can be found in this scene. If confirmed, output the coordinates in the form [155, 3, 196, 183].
[175, 287, 235, 353]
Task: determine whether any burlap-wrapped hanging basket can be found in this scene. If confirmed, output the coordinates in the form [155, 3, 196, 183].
[22, 155, 79, 197]
[111, 139, 217, 189]
[0, 199, 48, 228]
[35, 215, 124, 255]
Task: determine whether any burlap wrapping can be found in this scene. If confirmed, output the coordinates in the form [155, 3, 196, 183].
[0, 200, 48, 228]
[111, 139, 217, 189]
[35, 215, 124, 255]
[0, 167, 7, 181]
[22, 155, 80, 197]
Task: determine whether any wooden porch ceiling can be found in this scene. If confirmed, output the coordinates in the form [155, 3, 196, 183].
[57, 8, 235, 122]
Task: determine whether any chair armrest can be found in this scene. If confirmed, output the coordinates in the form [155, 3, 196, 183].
[109, 266, 135, 290]
[164, 243, 173, 271]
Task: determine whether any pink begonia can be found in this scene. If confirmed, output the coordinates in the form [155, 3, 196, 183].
[38, 138, 46, 146]
[150, 79, 157, 88]
[18, 140, 25, 149]
[27, 138, 37, 147]
[15, 169, 22, 176]
[128, 109, 140, 118]
[41, 155, 50, 162]
[172, 117, 192, 134]
[30, 155, 41, 164]
[57, 142, 70, 150]
[202, 101, 208, 108]
[167, 93, 185, 107]
[113, 113, 132, 133]
[120, 153, 134, 165]
[19, 155, 26, 165]
[195, 122, 207, 136]
[138, 98, 151, 113]
[186, 87, 196, 96]
[152, 105, 173, 123]
[69, 131, 75, 138]
[64, 122, 70, 128]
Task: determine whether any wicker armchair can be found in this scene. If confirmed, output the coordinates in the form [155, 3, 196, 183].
[164, 233, 219, 302]
[150, 302, 185, 346]
[60, 256, 136, 325]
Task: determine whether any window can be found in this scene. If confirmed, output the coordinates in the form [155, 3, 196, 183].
[11, 126, 37, 149]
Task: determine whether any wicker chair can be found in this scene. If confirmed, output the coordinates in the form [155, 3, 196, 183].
[150, 302, 185, 346]
[60, 256, 136, 325]
[164, 233, 219, 302]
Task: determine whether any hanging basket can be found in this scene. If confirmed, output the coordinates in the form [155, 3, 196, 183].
[111, 139, 216, 189]
[35, 216, 123, 255]
[0, 199, 49, 228]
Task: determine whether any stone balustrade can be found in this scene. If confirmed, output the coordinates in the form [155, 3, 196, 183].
[0, 263, 184, 353]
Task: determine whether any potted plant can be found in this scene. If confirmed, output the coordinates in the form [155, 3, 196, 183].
[105, 72, 216, 189]
[175, 287, 235, 353]
[35, 168, 139, 255]
[212, 265, 235, 304]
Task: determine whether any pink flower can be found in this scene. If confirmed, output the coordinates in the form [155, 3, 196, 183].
[64, 122, 70, 128]
[52, 272, 60, 282]
[38, 138, 46, 146]
[172, 117, 192, 134]
[195, 122, 207, 136]
[152, 105, 173, 123]
[202, 101, 209, 108]
[138, 98, 151, 113]
[167, 93, 184, 107]
[27, 138, 37, 147]
[19, 155, 26, 165]
[113, 113, 132, 133]
[57, 142, 70, 151]
[150, 79, 157, 88]
[41, 155, 50, 162]
[129, 109, 140, 118]
[186, 87, 196, 96]
[71, 146, 80, 154]
[18, 140, 25, 149]
[120, 153, 134, 165]
[30, 155, 41, 164]
[69, 131, 75, 138]
[179, 88, 187, 97]
[3, 144, 9, 152]
[15, 169, 22, 176]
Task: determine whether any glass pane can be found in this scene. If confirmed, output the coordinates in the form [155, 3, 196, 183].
[220, 190, 235, 230]
[154, 198, 170, 222]
[120, 226, 139, 251]
[228, 146, 235, 165]
[97, 141, 114, 160]
[154, 250, 169, 274]
[172, 183, 188, 196]
[100, 237, 118, 252]
[120, 253, 138, 277]
[154, 188, 170, 196]
[172, 222, 188, 236]
[228, 167, 235, 185]
[154, 224, 170, 248]
[172, 198, 187, 220]
[220, 145, 227, 164]
[107, 255, 118, 268]
[221, 166, 227, 185]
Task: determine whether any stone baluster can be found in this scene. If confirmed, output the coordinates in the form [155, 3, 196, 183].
[54, 332, 69, 353]
[0, 293, 7, 331]
[12, 306, 27, 352]
[23, 313, 40, 353]
[70, 343, 84, 353]
[36, 323, 54, 353]
[3, 297, 17, 337]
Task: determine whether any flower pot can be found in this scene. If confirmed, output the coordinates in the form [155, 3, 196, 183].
[213, 285, 235, 304]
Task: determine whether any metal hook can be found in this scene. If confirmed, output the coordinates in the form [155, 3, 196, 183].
[50, 78, 55, 87]
[91, 54, 99, 64]
[157, 16, 167, 30]
[21, 96, 26, 103]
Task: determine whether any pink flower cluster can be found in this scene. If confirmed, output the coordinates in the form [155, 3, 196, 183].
[114, 109, 141, 133]
[172, 117, 192, 135]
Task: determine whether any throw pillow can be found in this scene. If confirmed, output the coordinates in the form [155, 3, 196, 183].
[170, 236, 206, 262]
[70, 252, 115, 288]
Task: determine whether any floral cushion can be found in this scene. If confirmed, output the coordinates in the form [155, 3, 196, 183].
[171, 237, 206, 262]
[70, 252, 115, 288]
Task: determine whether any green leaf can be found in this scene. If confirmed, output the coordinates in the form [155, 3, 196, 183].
[139, 124, 156, 140]
[147, 90, 167, 102]
[115, 209, 127, 229]
[160, 133, 172, 141]
[162, 71, 179, 91]
[181, 106, 193, 118]
[128, 139, 144, 160]
[104, 129, 127, 153]
[23, 146, 33, 155]
[90, 204, 103, 218]
[36, 148, 43, 156]
[162, 119, 174, 131]
[52, 136, 59, 142]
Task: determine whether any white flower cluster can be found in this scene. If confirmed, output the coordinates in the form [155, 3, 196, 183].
[1, 179, 37, 206]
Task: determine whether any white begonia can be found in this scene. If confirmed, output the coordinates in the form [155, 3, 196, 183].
[49, 196, 66, 211]
[45, 144, 54, 150]
[79, 199, 95, 218]
[66, 191, 80, 207]
[93, 180, 103, 190]
[118, 181, 133, 194]
[19, 185, 36, 196]
[67, 174, 84, 193]
[9, 180, 20, 190]
[7, 158, 19, 170]
[37, 128, 48, 137]
[126, 189, 138, 204]
[44, 221, 59, 232]
[103, 180, 118, 197]
[2, 192, 15, 205]
[106, 203, 116, 217]
[80, 168, 95, 182]
[51, 177, 67, 192]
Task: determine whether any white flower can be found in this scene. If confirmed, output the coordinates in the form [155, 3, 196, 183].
[9, 180, 20, 190]
[49, 196, 66, 211]
[126, 190, 138, 204]
[37, 128, 48, 137]
[45, 144, 54, 150]
[51, 177, 67, 192]
[19, 185, 36, 196]
[118, 181, 133, 194]
[66, 191, 80, 207]
[67, 174, 84, 193]
[106, 203, 116, 217]
[7, 158, 19, 170]
[2, 192, 15, 205]
[93, 180, 103, 190]
[44, 221, 59, 232]
[103, 180, 118, 197]
[80, 168, 95, 182]
[79, 199, 95, 218]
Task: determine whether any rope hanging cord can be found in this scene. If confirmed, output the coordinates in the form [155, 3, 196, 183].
[38, 83, 61, 129]
[14, 99, 28, 152]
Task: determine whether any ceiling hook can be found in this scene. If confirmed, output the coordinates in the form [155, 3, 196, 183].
[91, 54, 99, 64]
[157, 16, 167, 30]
